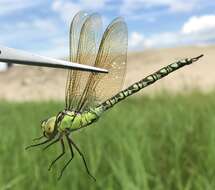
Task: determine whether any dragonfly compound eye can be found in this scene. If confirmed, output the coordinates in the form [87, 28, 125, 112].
[42, 117, 57, 137]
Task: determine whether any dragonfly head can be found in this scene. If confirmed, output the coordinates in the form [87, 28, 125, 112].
[41, 116, 57, 139]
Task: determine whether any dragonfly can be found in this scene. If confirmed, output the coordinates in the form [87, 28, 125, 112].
[26, 11, 203, 181]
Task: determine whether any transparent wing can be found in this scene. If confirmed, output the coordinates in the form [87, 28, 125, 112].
[65, 11, 102, 110]
[65, 11, 89, 108]
[76, 17, 128, 112]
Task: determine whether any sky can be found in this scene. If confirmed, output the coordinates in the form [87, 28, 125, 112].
[0, 0, 215, 58]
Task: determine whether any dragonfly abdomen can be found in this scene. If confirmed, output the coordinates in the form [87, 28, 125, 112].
[100, 55, 203, 111]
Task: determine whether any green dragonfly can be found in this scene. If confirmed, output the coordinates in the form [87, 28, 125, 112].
[26, 11, 203, 181]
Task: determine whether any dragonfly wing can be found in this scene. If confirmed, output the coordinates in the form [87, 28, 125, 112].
[76, 17, 128, 112]
[66, 11, 89, 109]
[65, 11, 103, 110]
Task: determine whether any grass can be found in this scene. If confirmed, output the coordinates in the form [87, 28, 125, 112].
[0, 91, 215, 190]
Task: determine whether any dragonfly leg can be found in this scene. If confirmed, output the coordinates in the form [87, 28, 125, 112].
[25, 139, 52, 150]
[43, 135, 62, 150]
[57, 135, 74, 180]
[32, 135, 44, 141]
[68, 136, 96, 181]
[48, 138, 65, 171]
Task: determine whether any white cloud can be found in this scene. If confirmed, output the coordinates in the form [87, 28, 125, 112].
[0, 17, 64, 58]
[52, 0, 110, 24]
[0, 0, 111, 59]
[144, 32, 180, 48]
[80, 0, 108, 10]
[52, 0, 81, 24]
[140, 0, 192, 10]
[120, 0, 209, 20]
[0, 18, 58, 41]
[129, 31, 180, 50]
[182, 15, 215, 34]
[168, 0, 199, 12]
[0, 0, 41, 15]
[40, 37, 69, 57]
[1, 1, 215, 58]
[129, 14, 215, 50]
[129, 32, 145, 49]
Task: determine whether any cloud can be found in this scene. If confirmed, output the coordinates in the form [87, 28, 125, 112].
[1, 18, 58, 40]
[180, 15, 215, 46]
[168, 0, 199, 12]
[129, 31, 180, 50]
[120, 0, 213, 21]
[51, 0, 110, 24]
[129, 32, 145, 49]
[80, 0, 108, 10]
[182, 15, 215, 34]
[1, 1, 215, 59]
[129, 14, 215, 50]
[0, 0, 112, 59]
[0, 17, 64, 58]
[0, 0, 41, 16]
[121, 0, 190, 14]
[52, 0, 81, 24]
[40, 37, 69, 57]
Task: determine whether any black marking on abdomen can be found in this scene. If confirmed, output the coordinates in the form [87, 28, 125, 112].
[100, 55, 203, 111]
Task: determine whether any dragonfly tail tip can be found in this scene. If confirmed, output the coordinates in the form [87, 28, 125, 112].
[190, 54, 204, 63]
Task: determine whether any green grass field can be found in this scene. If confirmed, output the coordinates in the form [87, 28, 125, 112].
[0, 91, 215, 190]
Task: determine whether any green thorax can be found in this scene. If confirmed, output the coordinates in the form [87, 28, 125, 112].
[58, 106, 104, 132]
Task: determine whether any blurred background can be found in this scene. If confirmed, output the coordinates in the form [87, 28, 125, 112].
[0, 0, 215, 190]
